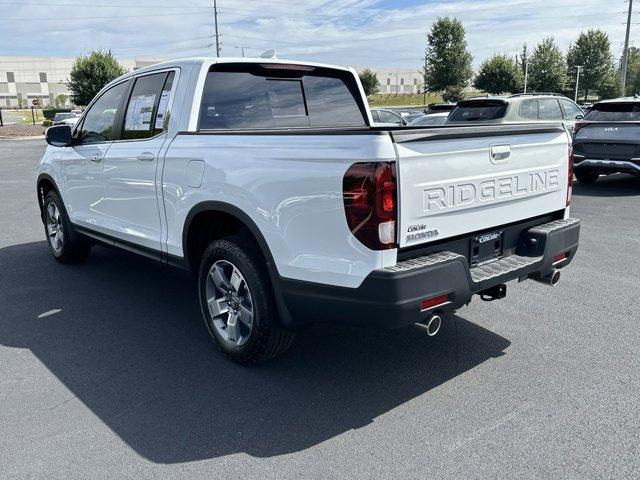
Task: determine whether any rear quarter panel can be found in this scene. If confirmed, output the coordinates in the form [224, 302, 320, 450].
[162, 132, 397, 288]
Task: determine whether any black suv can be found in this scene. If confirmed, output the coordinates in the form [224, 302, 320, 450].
[573, 98, 640, 183]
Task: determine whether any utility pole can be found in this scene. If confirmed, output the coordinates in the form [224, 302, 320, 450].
[574, 66, 583, 103]
[523, 60, 529, 93]
[234, 45, 250, 57]
[621, 0, 634, 94]
[213, 0, 221, 57]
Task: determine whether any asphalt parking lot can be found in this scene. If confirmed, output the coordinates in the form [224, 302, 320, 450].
[1, 138, 639, 479]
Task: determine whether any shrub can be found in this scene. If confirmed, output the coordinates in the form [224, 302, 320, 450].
[42, 119, 53, 127]
[43, 108, 71, 120]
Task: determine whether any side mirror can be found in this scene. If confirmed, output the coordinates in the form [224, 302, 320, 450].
[575, 114, 584, 120]
[46, 125, 73, 147]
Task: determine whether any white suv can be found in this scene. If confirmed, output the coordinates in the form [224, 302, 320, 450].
[446, 94, 584, 130]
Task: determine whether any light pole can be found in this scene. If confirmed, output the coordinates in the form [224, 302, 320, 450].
[574, 65, 583, 103]
[621, 0, 634, 93]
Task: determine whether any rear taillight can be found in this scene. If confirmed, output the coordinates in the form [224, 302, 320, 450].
[343, 162, 397, 250]
[573, 121, 587, 134]
[567, 143, 574, 206]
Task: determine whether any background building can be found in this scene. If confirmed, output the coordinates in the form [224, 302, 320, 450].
[0, 56, 162, 107]
[363, 68, 424, 94]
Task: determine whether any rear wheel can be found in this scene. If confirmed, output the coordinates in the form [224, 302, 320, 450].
[43, 190, 91, 263]
[575, 169, 599, 184]
[197, 235, 295, 364]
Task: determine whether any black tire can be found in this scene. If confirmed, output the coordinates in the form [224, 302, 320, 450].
[197, 234, 295, 365]
[575, 169, 599, 184]
[43, 190, 91, 263]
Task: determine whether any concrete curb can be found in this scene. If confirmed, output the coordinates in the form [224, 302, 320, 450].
[0, 136, 45, 141]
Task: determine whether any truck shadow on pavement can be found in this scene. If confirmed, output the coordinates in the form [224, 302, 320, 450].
[0, 241, 510, 463]
[573, 173, 640, 197]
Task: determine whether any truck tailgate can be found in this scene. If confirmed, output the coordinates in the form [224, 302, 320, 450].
[391, 124, 569, 248]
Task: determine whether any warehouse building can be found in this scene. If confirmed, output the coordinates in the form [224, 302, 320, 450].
[0, 56, 161, 107]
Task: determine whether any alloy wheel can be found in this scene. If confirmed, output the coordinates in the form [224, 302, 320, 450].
[205, 260, 254, 346]
[46, 202, 64, 254]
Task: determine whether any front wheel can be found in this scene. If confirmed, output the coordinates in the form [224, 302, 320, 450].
[575, 169, 599, 184]
[43, 191, 91, 263]
[197, 235, 295, 364]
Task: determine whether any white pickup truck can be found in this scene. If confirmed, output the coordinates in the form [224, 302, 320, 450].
[37, 57, 580, 364]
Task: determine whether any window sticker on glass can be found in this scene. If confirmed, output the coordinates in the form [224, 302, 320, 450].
[125, 93, 156, 131]
[155, 90, 171, 130]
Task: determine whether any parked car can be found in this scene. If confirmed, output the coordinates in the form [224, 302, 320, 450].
[52, 112, 79, 127]
[425, 103, 456, 115]
[402, 113, 425, 123]
[408, 111, 449, 126]
[445, 94, 584, 130]
[37, 57, 580, 364]
[70, 109, 83, 115]
[572, 98, 640, 183]
[370, 108, 406, 125]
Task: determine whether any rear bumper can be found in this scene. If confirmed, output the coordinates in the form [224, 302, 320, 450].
[574, 158, 640, 175]
[280, 218, 580, 329]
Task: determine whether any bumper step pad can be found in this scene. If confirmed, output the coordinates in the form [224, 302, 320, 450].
[389, 217, 580, 289]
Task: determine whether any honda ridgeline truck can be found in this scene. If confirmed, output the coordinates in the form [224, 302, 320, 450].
[37, 58, 580, 364]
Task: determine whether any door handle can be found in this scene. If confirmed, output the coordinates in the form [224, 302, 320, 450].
[137, 152, 155, 162]
[90, 155, 102, 163]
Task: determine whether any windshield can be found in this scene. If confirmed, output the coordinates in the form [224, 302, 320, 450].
[584, 102, 640, 121]
[410, 115, 448, 126]
[54, 113, 75, 121]
[448, 100, 508, 121]
[427, 104, 454, 113]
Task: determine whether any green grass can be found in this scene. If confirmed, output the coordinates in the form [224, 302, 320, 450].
[366, 93, 444, 108]
[14, 108, 45, 125]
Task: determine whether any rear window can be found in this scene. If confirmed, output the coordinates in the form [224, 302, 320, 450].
[198, 64, 366, 130]
[448, 100, 508, 122]
[584, 102, 640, 121]
[427, 104, 454, 113]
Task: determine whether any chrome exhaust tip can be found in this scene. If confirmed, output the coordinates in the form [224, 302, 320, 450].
[529, 269, 561, 286]
[416, 314, 442, 337]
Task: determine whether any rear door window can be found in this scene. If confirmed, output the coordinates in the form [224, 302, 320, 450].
[448, 100, 508, 121]
[378, 110, 403, 124]
[198, 64, 365, 130]
[518, 99, 539, 119]
[538, 99, 563, 120]
[122, 71, 175, 140]
[584, 102, 640, 121]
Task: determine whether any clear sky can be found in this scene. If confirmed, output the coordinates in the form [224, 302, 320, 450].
[0, 0, 630, 69]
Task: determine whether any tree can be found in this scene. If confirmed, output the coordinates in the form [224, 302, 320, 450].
[566, 29, 616, 100]
[474, 54, 523, 94]
[358, 68, 379, 96]
[442, 85, 465, 102]
[622, 46, 640, 95]
[68, 50, 124, 106]
[527, 38, 568, 93]
[597, 69, 621, 99]
[423, 17, 472, 92]
[55, 93, 69, 108]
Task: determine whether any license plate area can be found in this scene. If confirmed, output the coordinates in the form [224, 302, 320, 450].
[470, 231, 503, 267]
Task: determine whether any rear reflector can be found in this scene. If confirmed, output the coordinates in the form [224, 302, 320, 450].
[420, 294, 449, 311]
[553, 253, 567, 264]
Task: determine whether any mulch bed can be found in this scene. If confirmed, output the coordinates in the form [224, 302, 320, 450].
[0, 124, 45, 138]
